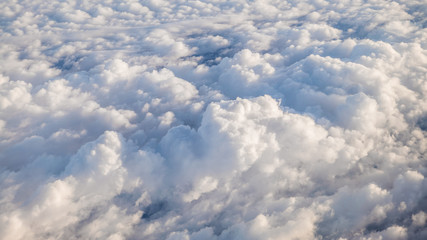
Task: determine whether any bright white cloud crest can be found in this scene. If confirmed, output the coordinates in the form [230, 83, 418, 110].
[0, 0, 427, 239]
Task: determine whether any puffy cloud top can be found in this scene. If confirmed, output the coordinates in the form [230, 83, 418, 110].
[1, 0, 427, 239]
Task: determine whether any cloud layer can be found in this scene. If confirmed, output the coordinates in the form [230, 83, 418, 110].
[1, 0, 427, 239]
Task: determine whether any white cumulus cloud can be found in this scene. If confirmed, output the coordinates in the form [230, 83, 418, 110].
[0, 0, 426, 239]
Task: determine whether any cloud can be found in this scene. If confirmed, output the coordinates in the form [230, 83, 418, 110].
[0, 0, 426, 239]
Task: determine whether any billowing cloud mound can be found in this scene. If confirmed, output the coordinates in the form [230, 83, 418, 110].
[1, 0, 427, 239]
